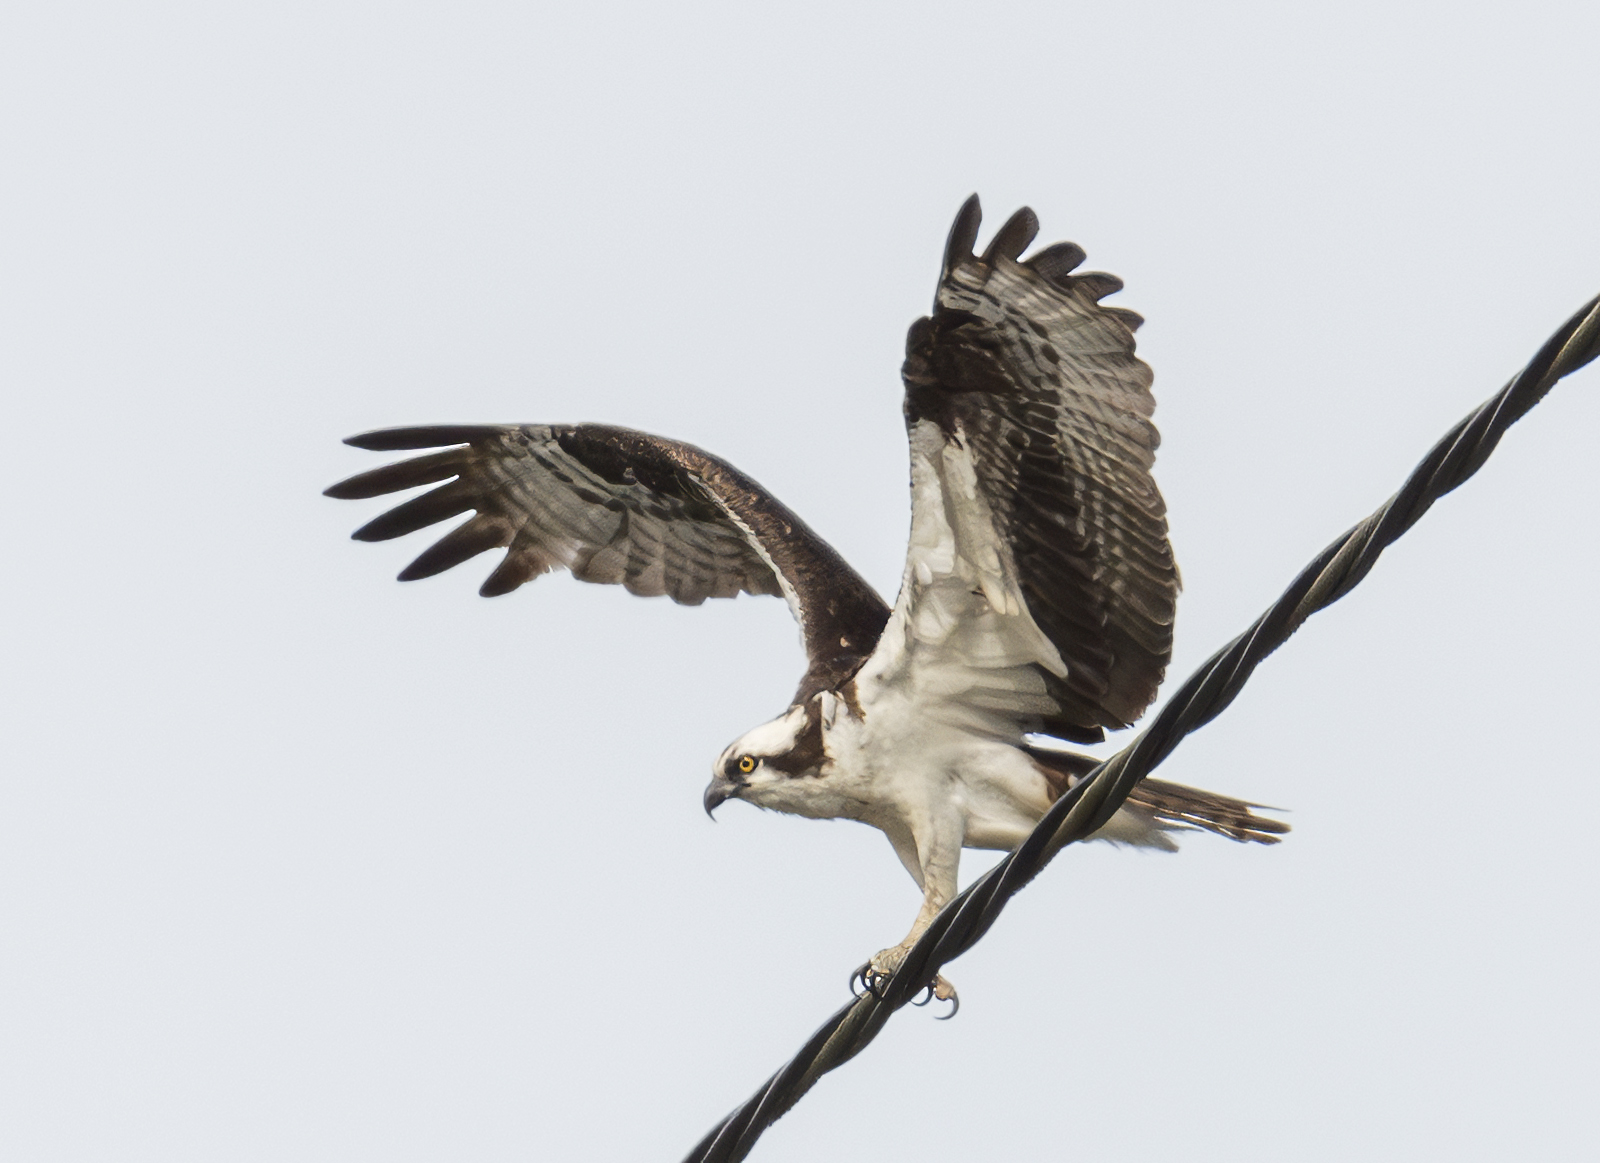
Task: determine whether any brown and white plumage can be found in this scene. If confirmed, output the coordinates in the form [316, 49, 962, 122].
[325, 423, 890, 699]
[326, 196, 1285, 1001]
[902, 197, 1179, 740]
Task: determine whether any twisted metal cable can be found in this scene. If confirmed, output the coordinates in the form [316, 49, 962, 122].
[684, 293, 1600, 1163]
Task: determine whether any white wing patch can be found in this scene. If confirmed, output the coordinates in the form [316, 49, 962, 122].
[859, 419, 1068, 739]
[705, 493, 808, 647]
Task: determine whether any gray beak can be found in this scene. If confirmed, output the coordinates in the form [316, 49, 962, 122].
[702, 775, 743, 819]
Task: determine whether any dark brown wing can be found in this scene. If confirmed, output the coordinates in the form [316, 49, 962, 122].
[901, 196, 1180, 737]
[325, 424, 889, 697]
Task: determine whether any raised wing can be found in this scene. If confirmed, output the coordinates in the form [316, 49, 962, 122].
[860, 197, 1179, 744]
[325, 424, 890, 697]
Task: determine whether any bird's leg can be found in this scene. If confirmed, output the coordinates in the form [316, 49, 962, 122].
[864, 892, 959, 1005]
[861, 823, 960, 1008]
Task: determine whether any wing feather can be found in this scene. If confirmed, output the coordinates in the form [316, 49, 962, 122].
[395, 515, 509, 581]
[875, 197, 1180, 742]
[323, 449, 466, 499]
[326, 423, 889, 698]
[350, 481, 476, 542]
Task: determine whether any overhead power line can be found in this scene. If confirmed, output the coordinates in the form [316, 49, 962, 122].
[683, 291, 1600, 1163]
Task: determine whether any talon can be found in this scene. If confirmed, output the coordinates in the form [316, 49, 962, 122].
[849, 964, 874, 1000]
[861, 946, 906, 1001]
[851, 965, 886, 1000]
[911, 982, 935, 1007]
[931, 974, 959, 1019]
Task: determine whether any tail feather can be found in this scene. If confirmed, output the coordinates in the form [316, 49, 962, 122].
[1027, 746, 1289, 846]
[1127, 777, 1289, 845]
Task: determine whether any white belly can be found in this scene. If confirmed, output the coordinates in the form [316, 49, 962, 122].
[822, 685, 1046, 849]
[820, 687, 1171, 857]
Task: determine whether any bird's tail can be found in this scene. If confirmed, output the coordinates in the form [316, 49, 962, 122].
[1027, 747, 1289, 845]
[1125, 777, 1289, 845]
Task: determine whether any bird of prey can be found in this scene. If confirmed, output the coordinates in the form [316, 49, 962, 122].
[325, 196, 1287, 1006]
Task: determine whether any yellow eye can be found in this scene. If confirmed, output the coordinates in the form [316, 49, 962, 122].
[737, 755, 757, 774]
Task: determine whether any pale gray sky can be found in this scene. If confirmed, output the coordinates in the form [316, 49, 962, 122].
[3, 2, 1598, 1160]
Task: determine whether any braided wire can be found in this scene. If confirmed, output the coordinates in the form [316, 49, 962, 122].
[684, 293, 1600, 1163]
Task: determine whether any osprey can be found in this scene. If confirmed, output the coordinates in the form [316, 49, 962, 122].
[326, 197, 1286, 1004]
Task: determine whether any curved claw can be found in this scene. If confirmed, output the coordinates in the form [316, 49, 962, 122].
[849, 963, 888, 1001]
[854, 953, 959, 1014]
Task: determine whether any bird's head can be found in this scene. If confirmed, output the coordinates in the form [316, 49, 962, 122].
[704, 697, 832, 818]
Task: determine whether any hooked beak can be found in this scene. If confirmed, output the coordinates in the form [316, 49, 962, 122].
[702, 774, 744, 819]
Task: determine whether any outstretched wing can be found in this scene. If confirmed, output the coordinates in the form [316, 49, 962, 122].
[325, 424, 890, 697]
[859, 197, 1179, 745]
